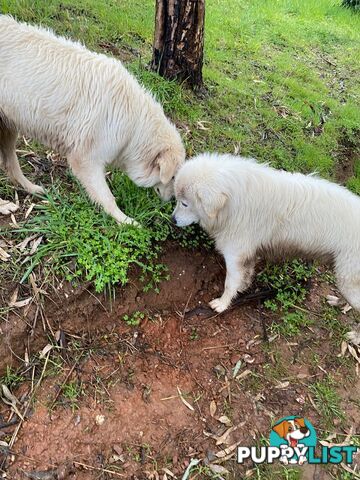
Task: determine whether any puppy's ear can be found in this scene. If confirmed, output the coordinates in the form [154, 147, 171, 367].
[272, 421, 288, 439]
[156, 149, 177, 185]
[196, 187, 227, 218]
[295, 418, 306, 428]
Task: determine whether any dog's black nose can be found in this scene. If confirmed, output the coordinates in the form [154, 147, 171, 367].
[171, 215, 177, 225]
[300, 427, 308, 434]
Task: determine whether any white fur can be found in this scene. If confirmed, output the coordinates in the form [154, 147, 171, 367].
[0, 15, 185, 223]
[173, 153, 360, 333]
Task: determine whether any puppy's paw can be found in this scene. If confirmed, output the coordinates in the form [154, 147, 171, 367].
[346, 329, 360, 346]
[209, 297, 229, 313]
[298, 456, 307, 465]
[0, 200, 19, 215]
[279, 456, 289, 465]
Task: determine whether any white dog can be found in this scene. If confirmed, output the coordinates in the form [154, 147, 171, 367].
[172, 153, 360, 325]
[0, 15, 185, 223]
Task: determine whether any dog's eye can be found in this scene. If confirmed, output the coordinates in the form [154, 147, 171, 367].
[181, 201, 188, 207]
[172, 176, 175, 180]
[288, 426, 293, 432]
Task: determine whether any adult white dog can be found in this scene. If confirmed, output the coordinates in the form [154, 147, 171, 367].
[0, 15, 185, 223]
[172, 153, 360, 328]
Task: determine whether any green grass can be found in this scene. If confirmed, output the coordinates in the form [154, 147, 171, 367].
[0, 0, 359, 294]
[309, 376, 346, 429]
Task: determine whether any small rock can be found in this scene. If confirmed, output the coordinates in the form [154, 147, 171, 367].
[95, 414, 105, 426]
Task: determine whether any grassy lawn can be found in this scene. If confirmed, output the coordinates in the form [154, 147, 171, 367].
[0, 0, 359, 296]
[0, 3, 359, 477]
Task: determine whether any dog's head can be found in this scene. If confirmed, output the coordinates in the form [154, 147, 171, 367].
[172, 155, 228, 228]
[151, 144, 185, 201]
[272, 418, 310, 447]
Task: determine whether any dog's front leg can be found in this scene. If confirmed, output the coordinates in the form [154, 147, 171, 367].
[209, 247, 255, 313]
[70, 157, 139, 226]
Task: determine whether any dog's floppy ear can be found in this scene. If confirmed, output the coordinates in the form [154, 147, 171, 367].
[196, 187, 227, 218]
[156, 149, 177, 185]
[272, 421, 289, 439]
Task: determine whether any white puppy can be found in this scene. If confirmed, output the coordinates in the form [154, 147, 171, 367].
[172, 153, 360, 322]
[0, 16, 185, 224]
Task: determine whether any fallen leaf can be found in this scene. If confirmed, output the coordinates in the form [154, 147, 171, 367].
[217, 415, 232, 426]
[348, 344, 360, 364]
[30, 236, 43, 255]
[10, 298, 32, 308]
[210, 400, 217, 417]
[342, 303, 352, 314]
[162, 468, 175, 478]
[208, 463, 230, 475]
[275, 381, 289, 389]
[16, 235, 37, 252]
[340, 340, 348, 357]
[177, 386, 195, 412]
[39, 344, 53, 359]
[10, 213, 18, 227]
[236, 369, 252, 381]
[25, 203, 35, 219]
[0, 247, 10, 262]
[1, 385, 19, 405]
[215, 422, 245, 446]
[215, 440, 242, 458]
[232, 360, 242, 378]
[326, 295, 340, 307]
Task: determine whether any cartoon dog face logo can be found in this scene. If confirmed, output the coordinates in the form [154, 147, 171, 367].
[272, 417, 311, 465]
[272, 417, 310, 448]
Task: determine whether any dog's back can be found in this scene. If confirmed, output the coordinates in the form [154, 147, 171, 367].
[0, 15, 144, 155]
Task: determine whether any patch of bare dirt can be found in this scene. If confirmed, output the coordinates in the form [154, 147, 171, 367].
[334, 134, 360, 184]
[0, 243, 359, 479]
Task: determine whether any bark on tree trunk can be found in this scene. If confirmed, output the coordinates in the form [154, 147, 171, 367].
[151, 0, 205, 89]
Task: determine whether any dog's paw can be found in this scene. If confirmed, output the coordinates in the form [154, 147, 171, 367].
[298, 456, 307, 465]
[121, 216, 141, 227]
[31, 184, 45, 195]
[0, 200, 19, 215]
[279, 456, 289, 465]
[209, 297, 229, 313]
[346, 329, 360, 346]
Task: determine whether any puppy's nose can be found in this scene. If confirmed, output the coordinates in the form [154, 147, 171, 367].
[171, 215, 177, 225]
[300, 427, 308, 434]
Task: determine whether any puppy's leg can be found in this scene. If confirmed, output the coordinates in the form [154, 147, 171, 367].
[210, 247, 255, 313]
[335, 257, 360, 345]
[340, 282, 360, 346]
[0, 124, 44, 195]
[69, 155, 138, 225]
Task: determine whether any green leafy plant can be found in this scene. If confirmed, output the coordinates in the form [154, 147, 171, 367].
[259, 260, 315, 312]
[122, 311, 145, 327]
[12, 172, 173, 293]
[259, 260, 315, 336]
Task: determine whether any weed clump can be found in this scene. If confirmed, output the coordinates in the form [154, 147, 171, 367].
[259, 260, 315, 336]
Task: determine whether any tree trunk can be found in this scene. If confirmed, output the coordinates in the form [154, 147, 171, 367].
[151, 0, 205, 89]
